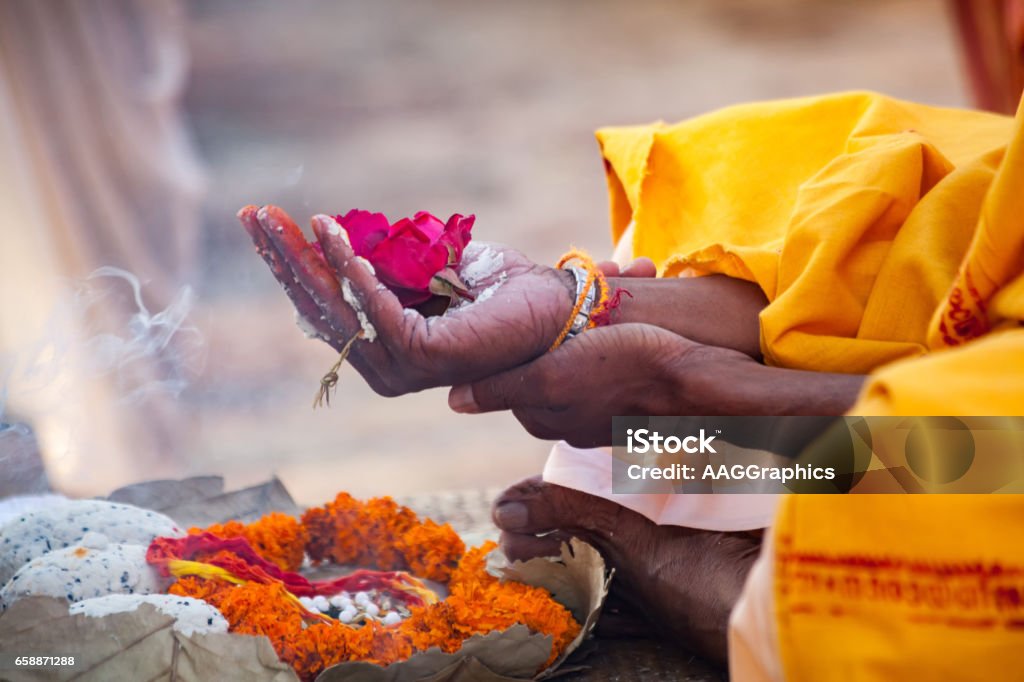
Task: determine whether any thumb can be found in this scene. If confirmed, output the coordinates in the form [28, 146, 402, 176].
[448, 368, 541, 414]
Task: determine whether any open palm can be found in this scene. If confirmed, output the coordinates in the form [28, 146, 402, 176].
[239, 205, 575, 396]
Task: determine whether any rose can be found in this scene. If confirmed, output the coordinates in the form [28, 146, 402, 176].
[333, 210, 475, 307]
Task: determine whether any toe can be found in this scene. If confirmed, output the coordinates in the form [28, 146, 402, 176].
[498, 530, 567, 562]
[492, 476, 620, 537]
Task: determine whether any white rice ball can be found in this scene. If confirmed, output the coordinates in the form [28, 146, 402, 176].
[0, 543, 170, 611]
[69, 594, 228, 636]
[0, 500, 183, 584]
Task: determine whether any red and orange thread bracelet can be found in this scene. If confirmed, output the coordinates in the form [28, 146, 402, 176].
[549, 249, 628, 351]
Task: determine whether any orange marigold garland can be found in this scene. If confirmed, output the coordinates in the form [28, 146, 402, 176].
[300, 492, 464, 582]
[155, 497, 581, 681]
[194, 511, 308, 571]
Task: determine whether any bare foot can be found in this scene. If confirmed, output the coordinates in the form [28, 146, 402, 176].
[493, 476, 761, 665]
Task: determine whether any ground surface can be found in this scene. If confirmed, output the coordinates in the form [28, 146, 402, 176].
[178, 0, 966, 503]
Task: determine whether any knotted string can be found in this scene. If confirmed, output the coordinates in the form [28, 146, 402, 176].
[313, 329, 364, 409]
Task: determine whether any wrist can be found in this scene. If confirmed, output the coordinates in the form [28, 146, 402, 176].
[660, 343, 762, 415]
[603, 275, 767, 359]
[553, 265, 577, 320]
[541, 266, 580, 348]
[663, 344, 865, 416]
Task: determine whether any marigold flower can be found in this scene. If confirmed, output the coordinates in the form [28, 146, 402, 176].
[193, 512, 307, 572]
[164, 493, 581, 680]
[300, 493, 463, 581]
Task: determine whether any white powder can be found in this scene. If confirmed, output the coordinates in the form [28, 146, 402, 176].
[445, 275, 506, 314]
[460, 244, 504, 287]
[473, 277, 505, 304]
[354, 256, 376, 275]
[324, 216, 351, 248]
[294, 311, 325, 340]
[341, 279, 377, 342]
[70, 594, 228, 636]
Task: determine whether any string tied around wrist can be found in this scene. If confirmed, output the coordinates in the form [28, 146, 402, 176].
[549, 248, 628, 352]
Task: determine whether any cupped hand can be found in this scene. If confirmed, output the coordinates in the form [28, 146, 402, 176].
[238, 205, 577, 395]
[447, 323, 717, 448]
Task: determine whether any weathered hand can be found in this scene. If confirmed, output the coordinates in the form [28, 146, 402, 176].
[449, 319, 865, 444]
[238, 205, 576, 395]
[448, 323, 715, 447]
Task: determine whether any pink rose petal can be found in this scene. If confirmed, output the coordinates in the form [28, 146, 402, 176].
[326, 209, 476, 308]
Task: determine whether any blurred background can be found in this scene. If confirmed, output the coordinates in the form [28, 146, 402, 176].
[0, 0, 1020, 504]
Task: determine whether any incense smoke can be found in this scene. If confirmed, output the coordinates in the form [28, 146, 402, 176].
[0, 268, 203, 497]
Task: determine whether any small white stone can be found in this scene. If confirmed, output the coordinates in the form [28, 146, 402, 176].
[338, 606, 357, 623]
[364, 603, 380, 617]
[382, 611, 402, 626]
[329, 594, 349, 609]
[312, 595, 330, 612]
[299, 596, 316, 610]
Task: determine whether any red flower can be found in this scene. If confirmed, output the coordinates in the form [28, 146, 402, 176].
[334, 210, 475, 307]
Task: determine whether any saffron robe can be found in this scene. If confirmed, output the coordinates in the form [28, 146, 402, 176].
[594, 91, 1024, 679]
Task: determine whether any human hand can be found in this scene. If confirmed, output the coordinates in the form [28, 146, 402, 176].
[595, 257, 657, 278]
[448, 317, 865, 444]
[447, 323, 720, 447]
[238, 205, 578, 395]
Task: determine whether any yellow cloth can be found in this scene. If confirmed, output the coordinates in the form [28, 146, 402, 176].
[597, 91, 1013, 374]
[600, 92, 1024, 681]
[770, 95, 1024, 681]
[771, 495, 1024, 682]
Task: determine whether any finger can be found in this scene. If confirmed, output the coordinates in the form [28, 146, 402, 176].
[621, 257, 657, 278]
[311, 214, 415, 356]
[448, 335, 583, 415]
[448, 369, 535, 414]
[254, 207, 391, 390]
[260, 208, 374, 349]
[237, 205, 342, 349]
[511, 407, 572, 442]
[492, 477, 587, 534]
[499, 530, 567, 562]
[596, 260, 621, 277]
[259, 206, 350, 319]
